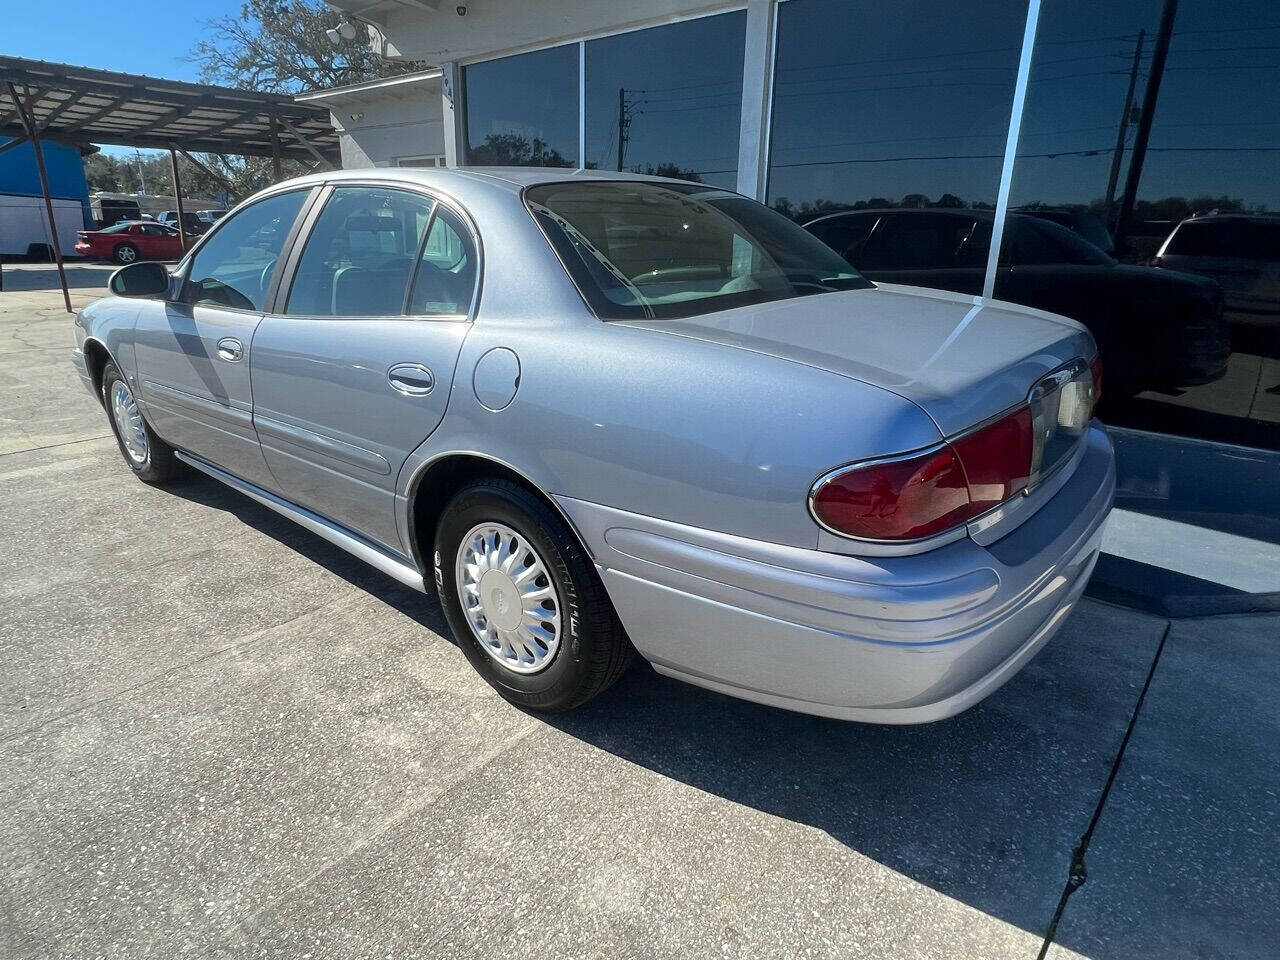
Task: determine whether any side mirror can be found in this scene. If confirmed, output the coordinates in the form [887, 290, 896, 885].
[109, 261, 170, 298]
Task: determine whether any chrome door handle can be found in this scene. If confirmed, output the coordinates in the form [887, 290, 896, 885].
[388, 363, 434, 396]
[217, 337, 243, 362]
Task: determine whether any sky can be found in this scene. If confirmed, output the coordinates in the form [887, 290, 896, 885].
[8, 0, 244, 157]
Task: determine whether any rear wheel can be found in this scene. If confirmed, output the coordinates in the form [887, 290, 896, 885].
[113, 243, 139, 265]
[435, 479, 633, 713]
[101, 362, 179, 484]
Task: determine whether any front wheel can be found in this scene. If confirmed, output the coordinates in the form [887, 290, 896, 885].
[435, 479, 633, 713]
[101, 362, 180, 484]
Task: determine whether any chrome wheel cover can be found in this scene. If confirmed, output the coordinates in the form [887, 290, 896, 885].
[456, 521, 561, 675]
[110, 380, 148, 465]
[117, 246, 136, 263]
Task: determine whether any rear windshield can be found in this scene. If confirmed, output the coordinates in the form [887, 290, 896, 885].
[1166, 220, 1280, 261]
[525, 181, 871, 320]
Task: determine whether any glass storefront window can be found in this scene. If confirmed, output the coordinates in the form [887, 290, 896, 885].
[583, 11, 746, 188]
[766, 0, 1026, 224]
[998, 0, 1279, 450]
[463, 44, 579, 167]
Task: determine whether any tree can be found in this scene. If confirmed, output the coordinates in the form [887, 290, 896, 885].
[83, 153, 126, 193]
[467, 134, 572, 168]
[190, 0, 421, 94]
[634, 163, 702, 182]
[180, 1, 422, 198]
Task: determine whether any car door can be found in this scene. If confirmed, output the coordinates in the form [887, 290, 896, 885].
[135, 222, 171, 259]
[250, 183, 476, 552]
[132, 187, 314, 491]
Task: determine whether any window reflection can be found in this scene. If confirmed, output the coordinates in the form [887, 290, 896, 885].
[767, 0, 1025, 220]
[584, 12, 746, 188]
[787, 0, 1278, 450]
[999, 0, 1279, 450]
[463, 44, 578, 167]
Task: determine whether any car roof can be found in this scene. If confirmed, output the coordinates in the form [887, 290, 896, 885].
[267, 165, 710, 200]
[1180, 211, 1280, 225]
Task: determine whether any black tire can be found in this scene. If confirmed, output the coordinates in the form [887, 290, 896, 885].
[113, 243, 139, 265]
[435, 479, 634, 713]
[101, 362, 181, 484]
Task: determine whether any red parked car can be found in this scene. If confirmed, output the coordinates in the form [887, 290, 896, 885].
[74, 221, 195, 265]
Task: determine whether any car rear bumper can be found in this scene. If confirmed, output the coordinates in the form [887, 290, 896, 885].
[557, 424, 1115, 724]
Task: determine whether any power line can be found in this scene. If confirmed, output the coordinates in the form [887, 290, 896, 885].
[627, 79, 741, 94]
[768, 145, 1280, 172]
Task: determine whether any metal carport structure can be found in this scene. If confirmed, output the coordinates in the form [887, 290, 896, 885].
[0, 56, 341, 312]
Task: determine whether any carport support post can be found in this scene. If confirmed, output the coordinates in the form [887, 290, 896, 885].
[168, 147, 188, 254]
[269, 116, 283, 181]
[7, 82, 72, 314]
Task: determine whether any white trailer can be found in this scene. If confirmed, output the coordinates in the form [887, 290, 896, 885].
[0, 193, 86, 257]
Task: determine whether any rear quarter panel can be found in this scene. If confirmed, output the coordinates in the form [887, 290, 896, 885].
[400, 312, 944, 549]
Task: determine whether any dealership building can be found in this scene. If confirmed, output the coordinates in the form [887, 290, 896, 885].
[309, 0, 1277, 604]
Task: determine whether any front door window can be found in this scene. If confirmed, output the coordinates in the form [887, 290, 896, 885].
[183, 190, 309, 311]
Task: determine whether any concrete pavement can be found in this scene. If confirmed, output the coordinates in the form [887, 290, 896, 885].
[1, 264, 1276, 958]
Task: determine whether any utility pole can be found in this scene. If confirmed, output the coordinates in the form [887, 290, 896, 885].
[616, 86, 631, 172]
[168, 147, 188, 254]
[1117, 0, 1179, 248]
[134, 148, 147, 195]
[1103, 29, 1145, 235]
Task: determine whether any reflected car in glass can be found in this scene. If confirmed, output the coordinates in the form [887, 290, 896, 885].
[804, 207, 1230, 396]
[1152, 212, 1280, 329]
[72, 169, 1113, 723]
[1017, 206, 1115, 257]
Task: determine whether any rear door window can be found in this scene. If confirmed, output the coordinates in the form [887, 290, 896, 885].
[284, 186, 434, 317]
[807, 215, 880, 264]
[407, 206, 477, 316]
[1167, 221, 1280, 261]
[859, 214, 978, 271]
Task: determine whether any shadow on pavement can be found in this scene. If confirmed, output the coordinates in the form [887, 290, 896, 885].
[159, 468, 1164, 959]
[1, 263, 118, 292]
[159, 471, 451, 640]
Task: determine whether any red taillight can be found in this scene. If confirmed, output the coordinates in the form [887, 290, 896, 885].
[811, 406, 1035, 541]
[951, 406, 1034, 512]
[811, 445, 971, 541]
[1090, 356, 1103, 406]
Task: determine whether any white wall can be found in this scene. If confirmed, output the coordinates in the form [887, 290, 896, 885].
[326, 87, 445, 168]
[368, 0, 741, 64]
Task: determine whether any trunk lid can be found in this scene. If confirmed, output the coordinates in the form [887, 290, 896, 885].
[619, 283, 1096, 436]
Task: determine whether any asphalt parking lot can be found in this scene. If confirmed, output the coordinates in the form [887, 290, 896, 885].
[2, 262, 1277, 959]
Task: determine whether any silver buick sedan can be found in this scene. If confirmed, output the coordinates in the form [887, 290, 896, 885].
[73, 168, 1113, 723]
